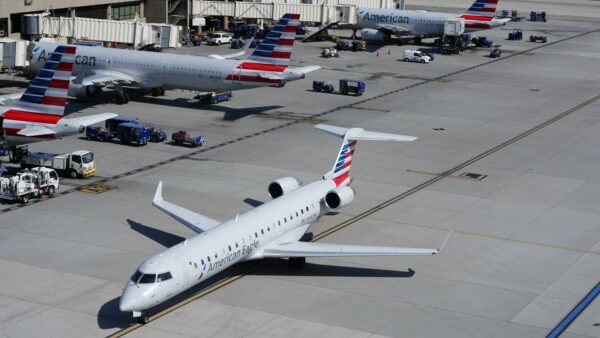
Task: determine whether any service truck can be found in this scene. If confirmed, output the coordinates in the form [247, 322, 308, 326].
[0, 167, 59, 203]
[21, 150, 96, 178]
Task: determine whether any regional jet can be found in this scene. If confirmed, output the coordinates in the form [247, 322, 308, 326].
[27, 14, 319, 105]
[120, 124, 448, 323]
[0, 45, 116, 158]
[357, 0, 510, 44]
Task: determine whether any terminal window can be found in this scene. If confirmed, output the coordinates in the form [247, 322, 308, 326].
[112, 3, 140, 20]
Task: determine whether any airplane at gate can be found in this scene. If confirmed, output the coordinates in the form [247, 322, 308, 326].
[357, 0, 510, 44]
[119, 124, 448, 323]
[0, 45, 116, 152]
[27, 14, 319, 105]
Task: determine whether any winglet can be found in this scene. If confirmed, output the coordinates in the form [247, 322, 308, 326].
[437, 230, 452, 254]
[153, 181, 163, 204]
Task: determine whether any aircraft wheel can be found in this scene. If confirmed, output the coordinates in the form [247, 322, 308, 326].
[296, 257, 306, 268]
[123, 93, 130, 104]
[159, 87, 165, 96]
[151, 88, 161, 97]
[138, 311, 149, 324]
[114, 94, 125, 105]
[414, 37, 422, 44]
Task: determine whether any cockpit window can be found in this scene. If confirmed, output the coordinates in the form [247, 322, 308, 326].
[138, 273, 157, 284]
[157, 272, 172, 282]
[130, 270, 142, 282]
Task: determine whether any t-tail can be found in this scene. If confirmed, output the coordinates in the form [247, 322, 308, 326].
[315, 124, 417, 187]
[247, 13, 300, 66]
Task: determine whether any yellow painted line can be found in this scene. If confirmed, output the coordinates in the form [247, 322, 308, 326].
[80, 184, 117, 194]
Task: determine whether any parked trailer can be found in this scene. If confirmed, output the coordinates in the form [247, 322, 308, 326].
[118, 123, 151, 146]
[21, 150, 96, 178]
[0, 167, 59, 203]
[312, 81, 335, 93]
[172, 131, 204, 147]
[195, 92, 233, 104]
[339, 79, 365, 96]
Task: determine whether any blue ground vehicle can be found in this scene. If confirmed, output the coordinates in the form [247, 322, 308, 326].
[508, 29, 523, 40]
[471, 36, 493, 47]
[339, 79, 365, 96]
[313, 81, 335, 93]
[172, 131, 204, 147]
[86, 116, 138, 142]
[149, 128, 167, 142]
[118, 123, 150, 146]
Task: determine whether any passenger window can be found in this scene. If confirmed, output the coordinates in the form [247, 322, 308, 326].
[261, 229, 264, 234]
[201, 259, 204, 265]
[255, 232, 258, 238]
[284, 218, 287, 222]
[215, 254, 218, 258]
[235, 242, 238, 248]
[228, 245, 231, 251]
[301, 209, 304, 214]
[267, 227, 270, 231]
[296, 212, 299, 217]
[306, 207, 309, 212]
[278, 220, 281, 226]
[207, 256, 211, 262]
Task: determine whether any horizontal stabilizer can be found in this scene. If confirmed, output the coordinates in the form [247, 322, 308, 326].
[315, 124, 417, 142]
[0, 92, 24, 105]
[208, 38, 254, 60]
[293, 65, 321, 74]
[68, 113, 118, 127]
[263, 242, 439, 258]
[17, 126, 57, 137]
[257, 72, 284, 81]
[153, 181, 221, 234]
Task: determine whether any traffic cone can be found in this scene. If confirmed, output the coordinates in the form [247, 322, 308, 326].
[387, 48, 391, 55]
[376, 51, 380, 57]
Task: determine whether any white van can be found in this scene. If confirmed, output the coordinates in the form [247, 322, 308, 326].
[403, 50, 431, 63]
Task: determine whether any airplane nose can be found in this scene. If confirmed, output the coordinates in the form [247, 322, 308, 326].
[119, 288, 138, 312]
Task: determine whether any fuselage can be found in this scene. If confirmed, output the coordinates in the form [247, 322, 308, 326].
[119, 179, 336, 313]
[357, 8, 505, 37]
[30, 42, 305, 92]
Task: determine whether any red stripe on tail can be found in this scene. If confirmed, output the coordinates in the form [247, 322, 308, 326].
[3, 109, 62, 124]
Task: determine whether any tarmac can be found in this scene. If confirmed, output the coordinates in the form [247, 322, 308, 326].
[0, 6, 600, 338]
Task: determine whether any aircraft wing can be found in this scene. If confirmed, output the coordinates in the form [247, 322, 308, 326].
[0, 92, 24, 105]
[80, 70, 139, 86]
[262, 242, 439, 257]
[293, 65, 321, 74]
[208, 38, 254, 60]
[68, 113, 118, 126]
[376, 23, 412, 34]
[152, 181, 221, 234]
[17, 126, 57, 137]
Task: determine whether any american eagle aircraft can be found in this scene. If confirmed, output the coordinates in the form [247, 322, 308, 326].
[357, 0, 510, 44]
[119, 124, 448, 323]
[27, 13, 319, 105]
[0, 45, 116, 156]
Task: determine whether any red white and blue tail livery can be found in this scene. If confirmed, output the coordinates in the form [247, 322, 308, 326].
[317, 124, 417, 187]
[248, 13, 300, 66]
[1, 45, 117, 145]
[464, 0, 498, 17]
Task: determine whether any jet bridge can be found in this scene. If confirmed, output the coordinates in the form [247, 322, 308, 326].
[193, 0, 396, 25]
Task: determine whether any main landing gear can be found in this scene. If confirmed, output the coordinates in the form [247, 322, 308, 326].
[113, 84, 130, 105]
[150, 87, 165, 97]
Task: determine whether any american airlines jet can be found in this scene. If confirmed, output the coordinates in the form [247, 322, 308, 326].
[0, 45, 115, 153]
[357, 0, 509, 44]
[27, 14, 319, 105]
[119, 124, 449, 323]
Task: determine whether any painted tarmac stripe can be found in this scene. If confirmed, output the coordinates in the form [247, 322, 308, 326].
[547, 281, 600, 338]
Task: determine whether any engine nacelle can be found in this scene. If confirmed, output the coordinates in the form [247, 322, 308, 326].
[360, 28, 389, 42]
[324, 186, 355, 210]
[68, 84, 101, 98]
[268, 177, 301, 199]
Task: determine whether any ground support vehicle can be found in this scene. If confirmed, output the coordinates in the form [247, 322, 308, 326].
[530, 35, 548, 43]
[118, 123, 150, 146]
[321, 48, 339, 58]
[351, 40, 366, 51]
[530, 11, 547, 22]
[0, 167, 59, 203]
[207, 33, 232, 45]
[508, 29, 523, 40]
[403, 50, 431, 63]
[172, 131, 204, 147]
[312, 81, 335, 93]
[21, 150, 96, 178]
[489, 47, 502, 58]
[339, 79, 365, 96]
[85, 126, 114, 142]
[195, 92, 233, 104]
[149, 128, 167, 142]
[472, 36, 493, 47]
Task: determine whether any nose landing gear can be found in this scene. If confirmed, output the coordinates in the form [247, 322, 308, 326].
[137, 310, 149, 324]
[288, 257, 306, 268]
